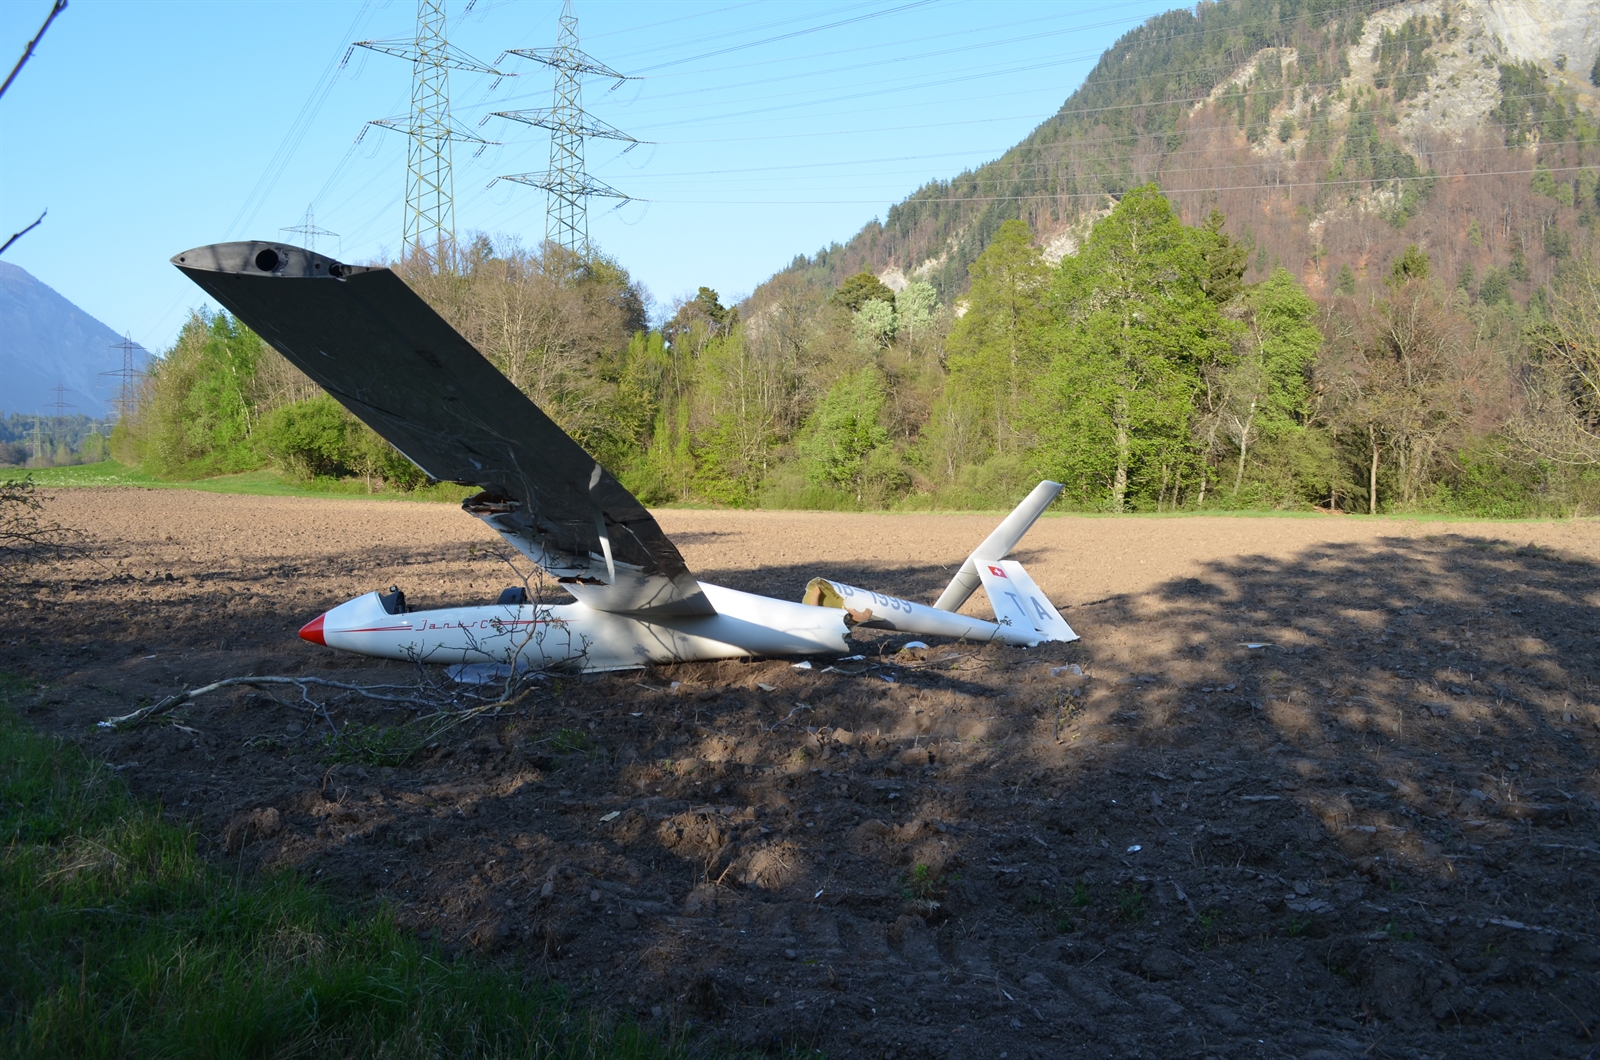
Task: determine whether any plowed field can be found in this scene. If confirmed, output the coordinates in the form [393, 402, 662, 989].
[7, 488, 1600, 1059]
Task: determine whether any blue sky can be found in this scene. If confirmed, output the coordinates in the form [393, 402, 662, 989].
[1, 0, 1174, 353]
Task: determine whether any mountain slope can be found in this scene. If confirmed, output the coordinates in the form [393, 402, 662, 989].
[0, 261, 148, 417]
[763, 0, 1600, 304]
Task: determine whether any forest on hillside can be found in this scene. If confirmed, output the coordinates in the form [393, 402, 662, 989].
[777, 0, 1600, 318]
[104, 0, 1600, 517]
[112, 183, 1599, 517]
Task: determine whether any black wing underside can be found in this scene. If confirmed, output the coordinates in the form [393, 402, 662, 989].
[173, 241, 712, 618]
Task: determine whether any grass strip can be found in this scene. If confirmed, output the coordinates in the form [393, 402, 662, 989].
[0, 692, 676, 1060]
[20, 462, 1577, 522]
[20, 462, 475, 504]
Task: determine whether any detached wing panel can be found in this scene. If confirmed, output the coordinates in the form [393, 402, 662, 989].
[172, 241, 711, 617]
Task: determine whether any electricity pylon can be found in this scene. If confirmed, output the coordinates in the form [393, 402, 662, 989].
[101, 333, 144, 422]
[493, 1, 641, 254]
[281, 207, 340, 256]
[46, 384, 74, 457]
[354, 0, 503, 268]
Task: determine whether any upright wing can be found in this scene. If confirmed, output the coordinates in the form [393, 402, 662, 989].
[172, 240, 712, 618]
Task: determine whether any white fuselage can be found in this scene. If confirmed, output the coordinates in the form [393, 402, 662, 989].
[304, 582, 851, 672]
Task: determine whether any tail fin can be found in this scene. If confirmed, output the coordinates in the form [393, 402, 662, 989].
[975, 560, 1077, 644]
[933, 480, 1063, 612]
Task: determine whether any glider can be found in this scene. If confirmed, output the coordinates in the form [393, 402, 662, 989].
[173, 241, 1077, 674]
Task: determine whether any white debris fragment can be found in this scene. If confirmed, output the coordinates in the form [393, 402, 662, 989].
[598, 811, 620, 823]
[792, 661, 813, 670]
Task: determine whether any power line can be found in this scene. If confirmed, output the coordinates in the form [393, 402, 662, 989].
[225, 1, 377, 240]
[615, 126, 1597, 187]
[628, 163, 1596, 206]
[549, 0, 1155, 108]
[631, 0, 940, 74]
[584, 1, 762, 43]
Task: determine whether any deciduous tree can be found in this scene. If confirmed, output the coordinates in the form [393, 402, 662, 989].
[1031, 186, 1236, 510]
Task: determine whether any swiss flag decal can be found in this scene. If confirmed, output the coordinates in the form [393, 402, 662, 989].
[987, 565, 1007, 577]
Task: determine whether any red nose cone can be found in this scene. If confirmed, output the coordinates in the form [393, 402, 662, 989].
[298, 614, 326, 646]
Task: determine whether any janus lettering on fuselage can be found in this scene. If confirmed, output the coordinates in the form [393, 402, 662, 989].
[173, 241, 1079, 675]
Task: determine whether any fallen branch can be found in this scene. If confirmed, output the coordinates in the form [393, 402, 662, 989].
[98, 675, 434, 730]
[97, 668, 553, 737]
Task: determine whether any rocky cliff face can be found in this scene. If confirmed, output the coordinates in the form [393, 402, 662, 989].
[758, 0, 1599, 307]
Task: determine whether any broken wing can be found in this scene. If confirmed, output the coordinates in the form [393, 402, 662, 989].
[172, 241, 711, 617]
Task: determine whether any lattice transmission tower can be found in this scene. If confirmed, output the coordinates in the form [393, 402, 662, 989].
[282, 207, 340, 256]
[45, 384, 74, 459]
[101, 333, 144, 422]
[492, 1, 642, 254]
[354, 0, 502, 267]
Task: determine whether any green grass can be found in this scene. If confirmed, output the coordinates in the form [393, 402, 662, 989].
[18, 462, 475, 504]
[16, 461, 1583, 521]
[319, 722, 429, 768]
[549, 727, 595, 754]
[0, 694, 679, 1059]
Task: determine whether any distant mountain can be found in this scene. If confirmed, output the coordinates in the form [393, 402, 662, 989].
[0, 261, 148, 418]
[763, 0, 1600, 304]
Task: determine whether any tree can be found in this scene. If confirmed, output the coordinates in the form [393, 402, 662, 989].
[828, 271, 896, 313]
[1322, 278, 1468, 512]
[1212, 267, 1322, 496]
[1508, 256, 1600, 466]
[693, 286, 730, 327]
[257, 394, 347, 480]
[1479, 267, 1512, 306]
[1031, 186, 1236, 511]
[799, 367, 890, 503]
[1196, 209, 1249, 305]
[895, 281, 938, 342]
[852, 298, 897, 348]
[689, 325, 787, 507]
[945, 220, 1051, 461]
[130, 311, 267, 478]
[1389, 243, 1431, 285]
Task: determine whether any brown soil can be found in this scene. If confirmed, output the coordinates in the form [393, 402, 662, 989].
[8, 488, 1600, 1059]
